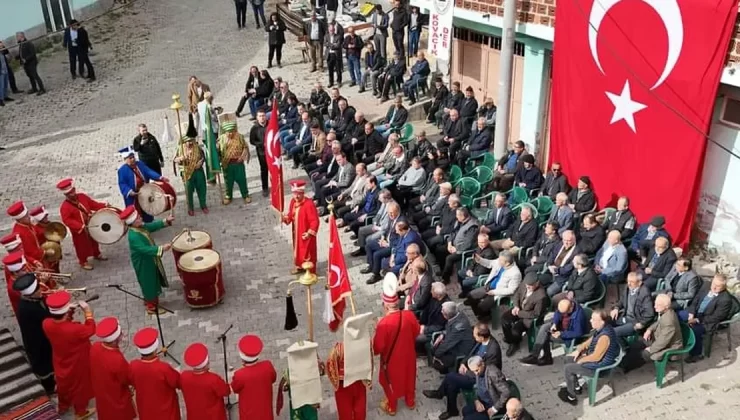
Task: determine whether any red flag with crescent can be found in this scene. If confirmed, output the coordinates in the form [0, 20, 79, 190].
[264, 98, 284, 212]
[550, 0, 737, 249]
[327, 212, 352, 332]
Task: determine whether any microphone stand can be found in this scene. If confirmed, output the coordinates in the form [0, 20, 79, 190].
[107, 285, 180, 365]
[216, 324, 234, 417]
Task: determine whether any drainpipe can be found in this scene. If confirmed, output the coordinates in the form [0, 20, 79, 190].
[493, 0, 516, 158]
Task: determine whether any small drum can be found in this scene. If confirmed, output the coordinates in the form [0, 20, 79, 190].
[138, 181, 177, 216]
[178, 249, 225, 308]
[172, 230, 212, 277]
[88, 208, 126, 244]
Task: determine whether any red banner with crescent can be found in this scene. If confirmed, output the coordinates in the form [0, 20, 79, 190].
[550, 0, 738, 248]
[264, 99, 284, 212]
[327, 213, 352, 332]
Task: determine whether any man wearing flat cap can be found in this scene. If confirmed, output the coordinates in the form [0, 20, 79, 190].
[567, 176, 596, 219]
[630, 215, 672, 262]
[499, 272, 549, 357]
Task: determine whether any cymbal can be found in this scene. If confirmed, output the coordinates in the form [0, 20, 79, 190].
[44, 222, 68, 242]
[42, 241, 62, 262]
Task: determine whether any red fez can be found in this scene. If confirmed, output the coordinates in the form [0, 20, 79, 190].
[133, 327, 160, 355]
[184, 343, 209, 369]
[46, 290, 72, 315]
[290, 180, 306, 192]
[6, 201, 28, 219]
[0, 233, 22, 251]
[56, 178, 75, 194]
[119, 205, 139, 225]
[29, 206, 48, 223]
[238, 335, 263, 362]
[2, 251, 25, 272]
[96, 317, 122, 342]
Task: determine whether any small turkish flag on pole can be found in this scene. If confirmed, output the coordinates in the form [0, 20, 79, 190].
[264, 99, 284, 212]
[325, 212, 352, 332]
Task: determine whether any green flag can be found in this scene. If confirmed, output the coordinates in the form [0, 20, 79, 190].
[204, 104, 221, 175]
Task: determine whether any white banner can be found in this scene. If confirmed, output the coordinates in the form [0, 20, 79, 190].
[428, 0, 455, 62]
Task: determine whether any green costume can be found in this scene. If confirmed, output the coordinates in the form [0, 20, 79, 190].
[280, 370, 319, 420]
[203, 102, 221, 183]
[218, 122, 250, 202]
[127, 220, 169, 301]
[179, 137, 208, 211]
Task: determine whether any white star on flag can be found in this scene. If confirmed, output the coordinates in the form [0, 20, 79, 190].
[605, 80, 647, 133]
[272, 157, 281, 168]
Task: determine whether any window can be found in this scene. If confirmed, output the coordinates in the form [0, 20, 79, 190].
[719, 96, 740, 129]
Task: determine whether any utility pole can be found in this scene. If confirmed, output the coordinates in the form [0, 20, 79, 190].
[493, 0, 516, 158]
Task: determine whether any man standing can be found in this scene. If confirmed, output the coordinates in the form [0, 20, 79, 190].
[326, 26, 344, 88]
[250, 0, 267, 28]
[16, 32, 45, 95]
[343, 27, 364, 88]
[29, 205, 61, 273]
[373, 273, 421, 416]
[219, 122, 251, 204]
[42, 290, 96, 419]
[117, 146, 169, 223]
[181, 343, 231, 420]
[249, 110, 270, 197]
[231, 334, 277, 420]
[62, 20, 95, 81]
[326, 342, 368, 420]
[129, 327, 181, 420]
[303, 13, 326, 73]
[0, 40, 13, 106]
[389, 0, 408, 57]
[12, 273, 55, 394]
[235, 0, 248, 29]
[90, 317, 136, 420]
[8, 201, 46, 262]
[57, 178, 108, 270]
[120, 206, 174, 315]
[282, 180, 320, 274]
[133, 124, 165, 175]
[175, 136, 209, 215]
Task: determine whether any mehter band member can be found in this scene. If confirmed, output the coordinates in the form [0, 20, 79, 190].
[181, 342, 230, 420]
[282, 180, 320, 274]
[57, 178, 109, 270]
[90, 317, 136, 420]
[129, 327, 181, 420]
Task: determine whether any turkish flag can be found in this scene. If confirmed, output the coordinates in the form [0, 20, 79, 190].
[327, 213, 352, 332]
[551, 0, 738, 248]
[264, 99, 284, 212]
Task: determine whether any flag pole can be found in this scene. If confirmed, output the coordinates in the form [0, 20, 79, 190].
[348, 294, 357, 316]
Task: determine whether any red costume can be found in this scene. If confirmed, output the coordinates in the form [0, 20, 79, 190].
[231, 335, 277, 420]
[58, 179, 108, 266]
[283, 181, 320, 273]
[129, 327, 181, 420]
[30, 208, 61, 274]
[2, 251, 25, 316]
[12, 224, 44, 263]
[90, 317, 136, 420]
[42, 291, 95, 416]
[180, 343, 230, 420]
[326, 342, 368, 420]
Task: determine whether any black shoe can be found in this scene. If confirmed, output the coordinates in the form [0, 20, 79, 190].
[505, 343, 519, 357]
[87, 77, 96, 82]
[422, 389, 443, 400]
[256, 25, 261, 29]
[235, 112, 242, 118]
[358, 88, 365, 93]
[360, 266, 372, 274]
[337, 82, 342, 88]
[366, 274, 382, 284]
[267, 63, 273, 69]
[4, 97, 14, 102]
[37, 90, 46, 96]
[686, 355, 704, 364]
[353, 240, 358, 246]
[343, 227, 352, 233]
[349, 82, 356, 87]
[27, 89, 38, 95]
[278, 62, 282, 68]
[557, 388, 578, 406]
[11, 89, 20, 94]
[574, 384, 583, 395]
[0, 101, 4, 107]
[409, 99, 416, 105]
[72, 74, 77, 80]
[457, 292, 467, 299]
[438, 412, 457, 420]
[349, 234, 358, 240]
[350, 249, 365, 257]
[519, 354, 539, 366]
[538, 356, 554, 366]
[262, 190, 269, 197]
[328, 84, 334, 88]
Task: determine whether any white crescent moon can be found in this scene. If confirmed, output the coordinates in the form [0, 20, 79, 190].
[265, 129, 277, 159]
[588, 0, 683, 90]
[330, 264, 342, 288]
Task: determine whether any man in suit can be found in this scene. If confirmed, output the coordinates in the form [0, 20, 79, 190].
[426, 78, 450, 124]
[284, 112, 314, 167]
[309, 139, 342, 184]
[458, 234, 497, 298]
[553, 254, 601, 306]
[389, 0, 408, 56]
[479, 193, 513, 241]
[423, 323, 502, 420]
[594, 230, 629, 284]
[377, 95, 409, 138]
[362, 202, 403, 283]
[610, 272, 655, 341]
[343, 111, 368, 160]
[659, 257, 702, 310]
[415, 181, 452, 232]
[325, 25, 344, 87]
[435, 207, 479, 283]
[382, 221, 423, 276]
[436, 109, 470, 162]
[491, 206, 538, 256]
[314, 153, 356, 212]
[430, 302, 476, 374]
[604, 196, 637, 241]
[681, 274, 738, 362]
[406, 258, 434, 312]
[402, 51, 431, 104]
[303, 13, 326, 72]
[538, 230, 580, 296]
[370, 4, 389, 58]
[16, 32, 45, 95]
[410, 167, 443, 214]
[577, 213, 606, 256]
[327, 100, 355, 140]
[500, 273, 549, 357]
[343, 177, 382, 240]
[331, 163, 369, 218]
[567, 176, 596, 219]
[458, 86, 479, 126]
[621, 294, 683, 372]
[641, 237, 677, 291]
[456, 117, 492, 168]
[630, 215, 672, 261]
[514, 154, 543, 194]
[423, 194, 460, 250]
[527, 221, 561, 269]
[416, 282, 451, 352]
[549, 192, 574, 235]
[540, 162, 569, 200]
[434, 81, 464, 125]
[63, 20, 95, 81]
[467, 252, 522, 320]
[520, 298, 588, 366]
[360, 43, 386, 94]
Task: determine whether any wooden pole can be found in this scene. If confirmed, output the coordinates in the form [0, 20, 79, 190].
[348, 293, 357, 317]
[306, 285, 314, 342]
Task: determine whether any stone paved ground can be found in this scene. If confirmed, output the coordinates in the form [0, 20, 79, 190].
[0, 0, 739, 419]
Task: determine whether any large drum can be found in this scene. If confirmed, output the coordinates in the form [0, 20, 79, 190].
[88, 208, 126, 244]
[138, 181, 177, 216]
[177, 249, 225, 308]
[172, 229, 212, 277]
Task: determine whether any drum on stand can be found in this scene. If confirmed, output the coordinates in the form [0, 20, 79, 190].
[138, 181, 177, 216]
[177, 249, 225, 308]
[172, 229, 212, 277]
[88, 208, 126, 245]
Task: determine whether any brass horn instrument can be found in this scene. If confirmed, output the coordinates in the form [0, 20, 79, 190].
[34, 271, 73, 279]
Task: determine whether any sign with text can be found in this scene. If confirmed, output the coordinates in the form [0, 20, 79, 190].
[428, 0, 454, 62]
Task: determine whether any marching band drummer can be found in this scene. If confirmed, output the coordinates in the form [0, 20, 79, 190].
[29, 205, 61, 273]
[57, 178, 109, 270]
[120, 205, 174, 315]
[117, 146, 169, 223]
[7, 201, 47, 263]
[174, 135, 210, 216]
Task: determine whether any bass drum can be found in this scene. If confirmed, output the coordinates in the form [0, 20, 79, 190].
[138, 181, 177, 216]
[172, 230, 212, 277]
[177, 249, 225, 308]
[88, 208, 126, 245]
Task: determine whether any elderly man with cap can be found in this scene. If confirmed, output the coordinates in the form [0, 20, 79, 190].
[42, 290, 96, 419]
[28, 205, 64, 273]
[89, 317, 136, 420]
[567, 175, 596, 219]
[499, 272, 549, 357]
[282, 180, 320, 274]
[181, 343, 230, 420]
[373, 273, 421, 415]
[174, 136, 210, 215]
[12, 273, 56, 393]
[117, 146, 169, 223]
[218, 121, 252, 204]
[129, 327, 181, 420]
[631, 215, 672, 262]
[57, 178, 109, 270]
[7, 201, 46, 263]
[231, 334, 277, 420]
[121, 205, 175, 315]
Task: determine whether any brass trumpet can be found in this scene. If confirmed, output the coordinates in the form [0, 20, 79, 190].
[34, 271, 73, 279]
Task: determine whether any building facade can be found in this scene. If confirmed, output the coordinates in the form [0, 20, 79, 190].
[411, 0, 740, 255]
[0, 0, 112, 43]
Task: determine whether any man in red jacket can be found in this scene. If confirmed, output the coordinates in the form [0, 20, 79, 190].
[57, 178, 109, 270]
[90, 317, 136, 420]
[7, 201, 46, 263]
[29, 205, 61, 273]
[42, 290, 96, 419]
[181, 342, 230, 420]
[129, 327, 181, 420]
[231, 334, 277, 420]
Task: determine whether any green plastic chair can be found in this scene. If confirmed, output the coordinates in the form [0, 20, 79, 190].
[551, 307, 594, 354]
[655, 322, 695, 388]
[464, 152, 495, 173]
[511, 202, 539, 221]
[508, 186, 529, 206]
[704, 294, 740, 357]
[457, 177, 482, 208]
[470, 191, 500, 221]
[466, 166, 494, 187]
[529, 196, 554, 223]
[582, 281, 606, 309]
[480, 152, 496, 170]
[449, 165, 463, 186]
[399, 123, 414, 144]
[489, 295, 514, 329]
[582, 348, 624, 406]
[600, 208, 616, 227]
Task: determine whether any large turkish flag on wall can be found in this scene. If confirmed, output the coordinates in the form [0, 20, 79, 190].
[550, 0, 738, 248]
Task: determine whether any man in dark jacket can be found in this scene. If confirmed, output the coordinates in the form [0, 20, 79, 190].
[389, 0, 408, 56]
[16, 32, 45, 95]
[234, 0, 248, 29]
[480, 193, 513, 240]
[553, 254, 601, 306]
[360, 122, 387, 164]
[604, 196, 637, 240]
[492, 140, 527, 191]
[344, 111, 368, 161]
[423, 193, 460, 250]
[540, 162, 569, 199]
[459, 87, 479, 126]
[568, 175, 597, 219]
[610, 272, 655, 342]
[236, 67, 273, 118]
[501, 274, 549, 356]
[426, 78, 450, 123]
[378, 53, 406, 101]
[403, 51, 431, 104]
[459, 234, 497, 298]
[377, 95, 408, 138]
[309, 82, 331, 117]
[538, 230, 580, 295]
[416, 282, 451, 353]
[0, 41, 20, 97]
[249, 109, 269, 196]
[437, 109, 470, 162]
[63, 20, 95, 81]
[431, 302, 476, 373]
[437, 207, 480, 283]
[514, 154, 543, 193]
[491, 205, 538, 255]
[630, 215, 672, 261]
[303, 13, 326, 72]
[325, 26, 344, 87]
[641, 237, 677, 291]
[343, 27, 363, 87]
[681, 274, 738, 362]
[520, 298, 588, 366]
[578, 213, 606, 256]
[360, 43, 386, 94]
[456, 117, 492, 168]
[330, 100, 355, 140]
[659, 257, 702, 310]
[407, 131, 437, 173]
[434, 81, 464, 125]
[132, 124, 165, 175]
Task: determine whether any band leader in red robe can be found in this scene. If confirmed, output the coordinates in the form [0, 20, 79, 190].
[59, 189, 107, 266]
[129, 356, 181, 420]
[282, 181, 319, 273]
[89, 322, 136, 420]
[42, 292, 95, 416]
